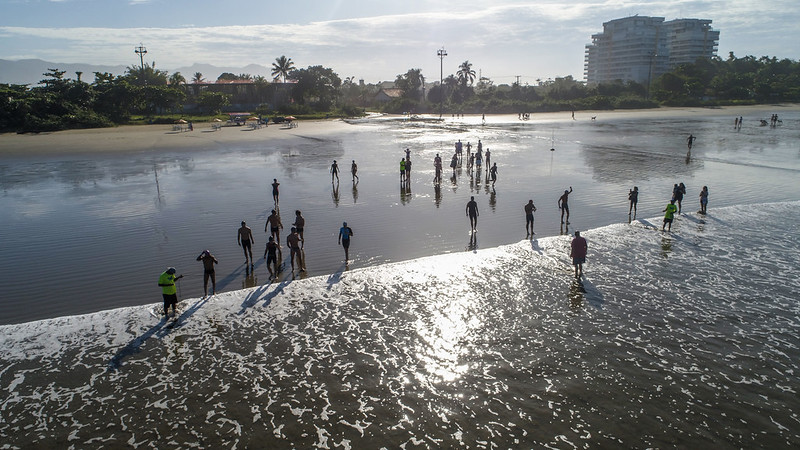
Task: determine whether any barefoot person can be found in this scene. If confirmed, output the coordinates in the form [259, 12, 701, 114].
[351, 160, 359, 182]
[287, 227, 304, 273]
[330, 160, 340, 183]
[687, 134, 696, 150]
[271, 178, 280, 205]
[265, 209, 283, 247]
[237, 221, 255, 266]
[628, 186, 639, 216]
[196, 250, 218, 297]
[293, 210, 305, 248]
[338, 221, 354, 263]
[158, 267, 184, 318]
[662, 199, 678, 232]
[558, 187, 573, 224]
[466, 196, 479, 232]
[263, 236, 280, 278]
[570, 231, 588, 278]
[524, 199, 537, 235]
[699, 186, 709, 214]
[489, 163, 498, 186]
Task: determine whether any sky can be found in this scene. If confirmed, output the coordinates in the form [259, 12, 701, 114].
[1, 0, 798, 85]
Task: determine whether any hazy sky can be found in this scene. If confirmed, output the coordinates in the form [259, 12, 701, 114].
[1, 0, 797, 84]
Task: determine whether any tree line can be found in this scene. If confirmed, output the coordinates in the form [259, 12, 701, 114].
[1, 53, 797, 133]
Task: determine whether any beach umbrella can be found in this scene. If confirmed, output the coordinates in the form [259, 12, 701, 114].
[212, 118, 222, 122]
[285, 116, 297, 120]
[247, 116, 259, 121]
[175, 119, 187, 124]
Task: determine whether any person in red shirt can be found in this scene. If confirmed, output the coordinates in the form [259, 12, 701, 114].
[570, 231, 588, 278]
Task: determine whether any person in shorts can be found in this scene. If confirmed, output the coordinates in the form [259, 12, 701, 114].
[524, 199, 537, 235]
[662, 199, 678, 232]
[237, 221, 255, 266]
[338, 221, 354, 263]
[293, 210, 305, 248]
[158, 267, 183, 318]
[265, 209, 283, 247]
[263, 236, 280, 278]
[196, 250, 219, 297]
[570, 231, 587, 278]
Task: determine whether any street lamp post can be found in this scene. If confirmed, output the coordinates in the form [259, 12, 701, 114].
[135, 43, 147, 85]
[437, 47, 447, 120]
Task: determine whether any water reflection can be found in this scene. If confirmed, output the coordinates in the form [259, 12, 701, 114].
[331, 182, 340, 207]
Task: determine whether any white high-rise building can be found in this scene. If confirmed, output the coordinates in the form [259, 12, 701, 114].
[584, 16, 719, 86]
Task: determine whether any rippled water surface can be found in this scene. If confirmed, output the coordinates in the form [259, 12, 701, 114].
[1, 201, 799, 447]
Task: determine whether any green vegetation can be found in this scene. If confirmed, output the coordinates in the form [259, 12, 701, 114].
[2, 53, 797, 133]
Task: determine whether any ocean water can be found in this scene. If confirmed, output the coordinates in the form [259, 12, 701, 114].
[1, 109, 799, 325]
[1, 201, 798, 448]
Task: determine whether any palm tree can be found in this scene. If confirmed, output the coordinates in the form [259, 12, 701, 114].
[456, 60, 476, 87]
[271, 55, 295, 83]
[169, 72, 186, 87]
[192, 72, 205, 83]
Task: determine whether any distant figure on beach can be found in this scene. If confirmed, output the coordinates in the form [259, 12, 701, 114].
[450, 153, 458, 175]
[475, 147, 482, 170]
[338, 221, 354, 263]
[434, 154, 442, 184]
[477, 139, 482, 155]
[405, 156, 411, 181]
[468, 153, 475, 171]
[263, 236, 280, 278]
[738, 116, 743, 129]
[351, 160, 359, 182]
[400, 158, 406, 183]
[271, 179, 280, 205]
[405, 148, 411, 160]
[466, 142, 472, 158]
[482, 113, 486, 125]
[455, 140, 463, 162]
[293, 210, 305, 248]
[188, 122, 193, 131]
[687, 134, 696, 150]
[286, 227, 304, 273]
[489, 163, 498, 186]
[570, 231, 587, 278]
[662, 199, 678, 232]
[237, 221, 255, 266]
[196, 250, 218, 297]
[699, 186, 709, 214]
[158, 267, 183, 318]
[524, 199, 537, 235]
[558, 187, 573, 224]
[734, 117, 739, 129]
[330, 160, 339, 183]
[485, 148, 491, 169]
[466, 196, 479, 232]
[672, 182, 686, 214]
[628, 186, 639, 216]
[265, 209, 283, 247]
[571, 110, 575, 120]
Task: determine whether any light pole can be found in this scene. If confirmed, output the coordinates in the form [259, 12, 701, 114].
[135, 43, 147, 85]
[437, 46, 447, 119]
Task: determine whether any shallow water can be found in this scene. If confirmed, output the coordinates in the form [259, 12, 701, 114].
[1, 202, 798, 447]
[1, 110, 799, 324]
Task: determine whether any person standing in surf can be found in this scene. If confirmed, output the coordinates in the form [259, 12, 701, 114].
[265, 209, 283, 247]
[405, 156, 411, 182]
[293, 210, 305, 248]
[338, 221, 354, 263]
[524, 199, 537, 236]
[662, 199, 678, 232]
[570, 231, 588, 278]
[466, 196, 479, 232]
[687, 134, 696, 150]
[287, 227, 304, 273]
[158, 267, 183, 318]
[400, 158, 406, 183]
[628, 186, 639, 216]
[196, 250, 219, 297]
[351, 160, 359, 182]
[489, 163, 498, 186]
[263, 236, 280, 278]
[271, 178, 280, 205]
[237, 221, 255, 267]
[558, 187, 573, 225]
[699, 186, 709, 214]
[330, 160, 340, 183]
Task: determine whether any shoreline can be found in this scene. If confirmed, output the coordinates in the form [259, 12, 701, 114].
[1, 104, 797, 157]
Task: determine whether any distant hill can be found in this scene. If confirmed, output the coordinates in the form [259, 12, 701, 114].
[0, 59, 273, 85]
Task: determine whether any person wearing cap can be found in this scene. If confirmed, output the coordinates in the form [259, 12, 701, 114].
[158, 267, 183, 318]
[558, 186, 573, 225]
[338, 221, 354, 263]
[196, 250, 219, 297]
[570, 231, 588, 278]
[237, 221, 255, 267]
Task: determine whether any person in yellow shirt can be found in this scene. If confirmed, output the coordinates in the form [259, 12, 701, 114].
[158, 267, 183, 318]
[662, 199, 678, 232]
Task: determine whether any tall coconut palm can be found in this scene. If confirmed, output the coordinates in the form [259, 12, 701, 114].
[192, 72, 205, 83]
[169, 72, 186, 87]
[271, 55, 295, 83]
[456, 60, 476, 87]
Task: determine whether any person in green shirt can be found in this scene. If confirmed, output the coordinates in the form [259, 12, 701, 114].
[158, 267, 183, 318]
[662, 199, 678, 232]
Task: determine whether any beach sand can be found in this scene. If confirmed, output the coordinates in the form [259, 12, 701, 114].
[1, 104, 794, 156]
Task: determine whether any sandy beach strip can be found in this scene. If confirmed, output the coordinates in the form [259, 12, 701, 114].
[1, 104, 795, 157]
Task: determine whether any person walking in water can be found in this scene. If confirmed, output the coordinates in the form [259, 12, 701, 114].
[699, 186, 709, 214]
[196, 250, 219, 297]
[524, 199, 537, 236]
[271, 178, 280, 205]
[158, 267, 183, 318]
[293, 210, 305, 248]
[405, 156, 411, 181]
[263, 236, 280, 278]
[287, 227, 304, 273]
[628, 186, 639, 216]
[489, 163, 498, 186]
[351, 160, 359, 182]
[570, 231, 588, 278]
[687, 134, 696, 150]
[558, 187, 573, 225]
[662, 199, 678, 232]
[466, 196, 479, 232]
[338, 221, 354, 263]
[265, 209, 283, 247]
[237, 221, 255, 267]
[400, 158, 406, 183]
[672, 182, 686, 214]
[330, 160, 340, 183]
